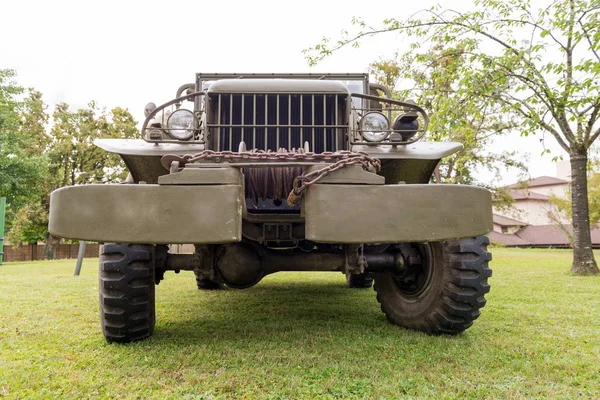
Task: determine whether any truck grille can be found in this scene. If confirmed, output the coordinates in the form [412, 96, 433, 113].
[209, 93, 347, 153]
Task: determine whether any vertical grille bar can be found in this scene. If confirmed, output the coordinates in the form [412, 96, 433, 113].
[252, 94, 256, 146]
[229, 94, 233, 151]
[288, 94, 291, 149]
[300, 94, 303, 147]
[241, 94, 245, 146]
[217, 94, 221, 150]
[276, 94, 280, 149]
[323, 94, 327, 151]
[264, 94, 268, 150]
[311, 95, 315, 148]
[335, 95, 339, 150]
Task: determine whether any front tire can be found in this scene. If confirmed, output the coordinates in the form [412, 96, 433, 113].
[374, 236, 492, 334]
[99, 243, 156, 343]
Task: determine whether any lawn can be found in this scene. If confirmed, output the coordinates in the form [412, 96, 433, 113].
[1, 248, 599, 399]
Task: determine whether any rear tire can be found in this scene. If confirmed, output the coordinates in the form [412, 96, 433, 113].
[374, 236, 492, 334]
[99, 243, 155, 343]
[346, 271, 374, 288]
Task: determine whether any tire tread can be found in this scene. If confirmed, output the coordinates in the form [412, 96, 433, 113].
[374, 235, 492, 334]
[99, 243, 155, 343]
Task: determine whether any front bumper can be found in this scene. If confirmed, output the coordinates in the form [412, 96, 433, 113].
[49, 181, 491, 244]
[304, 184, 492, 243]
[49, 184, 243, 244]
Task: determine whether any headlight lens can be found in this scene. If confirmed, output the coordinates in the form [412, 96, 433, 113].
[167, 109, 196, 140]
[360, 112, 390, 142]
[392, 113, 419, 141]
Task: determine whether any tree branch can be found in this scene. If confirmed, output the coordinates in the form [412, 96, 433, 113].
[584, 101, 600, 145]
[479, 18, 567, 51]
[494, 93, 571, 152]
[589, 125, 600, 146]
[578, 20, 600, 62]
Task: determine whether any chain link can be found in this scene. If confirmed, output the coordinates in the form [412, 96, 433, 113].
[161, 148, 381, 207]
[287, 153, 381, 206]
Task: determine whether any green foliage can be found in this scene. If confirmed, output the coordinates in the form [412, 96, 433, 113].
[5, 202, 48, 245]
[0, 249, 599, 398]
[1, 70, 138, 245]
[0, 69, 48, 230]
[369, 45, 527, 192]
[48, 102, 137, 188]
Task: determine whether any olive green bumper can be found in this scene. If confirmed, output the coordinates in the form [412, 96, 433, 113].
[304, 184, 492, 243]
[49, 184, 243, 244]
[49, 183, 491, 244]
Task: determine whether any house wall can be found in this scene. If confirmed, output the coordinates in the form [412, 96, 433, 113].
[528, 183, 569, 198]
[493, 223, 503, 233]
[495, 199, 567, 226]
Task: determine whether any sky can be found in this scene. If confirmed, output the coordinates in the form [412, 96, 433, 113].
[1, 0, 567, 184]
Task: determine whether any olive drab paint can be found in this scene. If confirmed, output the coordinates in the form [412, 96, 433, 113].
[46, 73, 494, 342]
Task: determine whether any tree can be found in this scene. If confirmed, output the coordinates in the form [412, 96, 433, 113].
[5, 202, 48, 246]
[1, 69, 139, 252]
[48, 102, 136, 188]
[368, 45, 527, 191]
[4, 86, 139, 248]
[32, 103, 138, 252]
[0, 69, 47, 234]
[306, 0, 600, 274]
[20, 90, 52, 156]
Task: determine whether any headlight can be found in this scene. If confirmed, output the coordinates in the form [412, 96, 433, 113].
[392, 112, 419, 141]
[167, 109, 196, 140]
[360, 112, 390, 142]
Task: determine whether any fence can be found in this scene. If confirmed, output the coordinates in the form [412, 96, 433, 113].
[2, 243, 195, 262]
[3, 244, 101, 262]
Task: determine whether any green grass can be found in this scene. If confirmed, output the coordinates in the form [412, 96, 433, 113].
[1, 248, 599, 399]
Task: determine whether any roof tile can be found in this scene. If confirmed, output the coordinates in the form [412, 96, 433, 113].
[493, 214, 528, 226]
[507, 176, 569, 189]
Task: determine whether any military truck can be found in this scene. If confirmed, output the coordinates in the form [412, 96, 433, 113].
[49, 73, 492, 343]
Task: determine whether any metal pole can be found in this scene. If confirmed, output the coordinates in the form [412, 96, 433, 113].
[74, 241, 86, 276]
[0, 198, 5, 265]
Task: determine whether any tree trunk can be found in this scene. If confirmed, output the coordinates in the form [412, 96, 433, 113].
[569, 152, 599, 275]
[44, 233, 60, 260]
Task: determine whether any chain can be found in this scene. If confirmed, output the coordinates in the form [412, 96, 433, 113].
[161, 148, 381, 207]
[162, 148, 379, 169]
[287, 153, 381, 206]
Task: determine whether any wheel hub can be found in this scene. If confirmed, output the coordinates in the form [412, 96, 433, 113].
[391, 244, 433, 297]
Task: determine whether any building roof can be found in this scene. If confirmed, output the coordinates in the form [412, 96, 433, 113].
[515, 225, 573, 246]
[510, 189, 550, 201]
[507, 176, 569, 189]
[489, 231, 530, 246]
[490, 224, 600, 248]
[493, 214, 528, 227]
